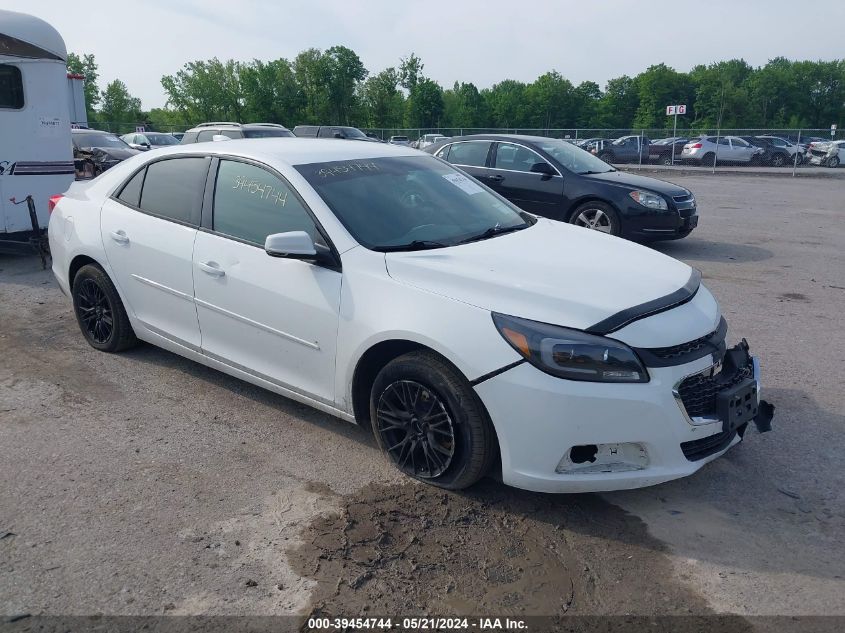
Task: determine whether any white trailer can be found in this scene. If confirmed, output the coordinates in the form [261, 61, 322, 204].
[0, 9, 75, 256]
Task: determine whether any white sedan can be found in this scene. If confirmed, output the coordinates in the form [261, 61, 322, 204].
[47, 139, 772, 493]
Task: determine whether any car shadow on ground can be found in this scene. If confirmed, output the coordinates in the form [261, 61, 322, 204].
[648, 237, 773, 264]
[122, 342, 381, 452]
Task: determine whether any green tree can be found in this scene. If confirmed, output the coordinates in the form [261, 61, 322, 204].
[99, 79, 142, 132]
[482, 80, 528, 128]
[406, 78, 444, 128]
[66, 52, 100, 122]
[360, 68, 405, 128]
[598, 76, 639, 128]
[240, 58, 304, 125]
[323, 46, 368, 124]
[689, 60, 752, 128]
[162, 58, 243, 122]
[399, 53, 424, 92]
[524, 71, 575, 130]
[633, 64, 693, 129]
[443, 81, 487, 129]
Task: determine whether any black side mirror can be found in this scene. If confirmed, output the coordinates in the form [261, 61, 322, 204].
[530, 162, 555, 175]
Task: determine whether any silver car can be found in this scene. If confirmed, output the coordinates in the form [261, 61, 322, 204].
[681, 136, 763, 165]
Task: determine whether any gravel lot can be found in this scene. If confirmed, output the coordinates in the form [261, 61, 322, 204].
[1, 174, 843, 624]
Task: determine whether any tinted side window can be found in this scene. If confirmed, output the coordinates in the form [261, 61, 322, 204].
[220, 129, 241, 139]
[447, 142, 492, 167]
[181, 132, 199, 144]
[213, 160, 317, 245]
[318, 127, 338, 138]
[138, 158, 208, 225]
[494, 143, 545, 173]
[197, 130, 217, 142]
[117, 168, 145, 207]
[435, 145, 451, 160]
[0, 64, 24, 109]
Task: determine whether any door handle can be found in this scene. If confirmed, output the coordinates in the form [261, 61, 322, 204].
[487, 174, 505, 182]
[198, 261, 225, 277]
[110, 230, 129, 245]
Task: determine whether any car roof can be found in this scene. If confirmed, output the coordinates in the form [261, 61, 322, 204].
[133, 138, 421, 167]
[72, 129, 114, 134]
[435, 134, 566, 144]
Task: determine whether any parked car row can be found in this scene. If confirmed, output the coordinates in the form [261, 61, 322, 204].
[73, 123, 842, 183]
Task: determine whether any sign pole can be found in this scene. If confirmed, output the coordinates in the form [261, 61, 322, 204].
[671, 112, 678, 165]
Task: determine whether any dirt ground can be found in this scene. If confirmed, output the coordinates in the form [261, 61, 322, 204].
[1, 174, 844, 627]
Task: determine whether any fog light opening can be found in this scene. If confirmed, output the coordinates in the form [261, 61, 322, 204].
[570, 444, 598, 464]
[556, 442, 650, 474]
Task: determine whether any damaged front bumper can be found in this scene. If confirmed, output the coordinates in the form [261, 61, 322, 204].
[473, 338, 774, 493]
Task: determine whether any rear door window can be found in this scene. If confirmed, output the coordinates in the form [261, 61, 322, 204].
[138, 157, 208, 225]
[117, 168, 146, 207]
[197, 130, 217, 142]
[446, 141, 492, 167]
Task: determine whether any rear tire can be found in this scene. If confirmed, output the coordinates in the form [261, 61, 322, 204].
[702, 152, 716, 167]
[660, 154, 673, 166]
[72, 264, 137, 353]
[370, 350, 497, 490]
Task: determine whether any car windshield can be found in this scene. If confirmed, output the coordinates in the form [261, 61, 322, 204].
[75, 133, 128, 149]
[296, 155, 533, 251]
[244, 128, 294, 138]
[146, 133, 179, 145]
[534, 138, 615, 174]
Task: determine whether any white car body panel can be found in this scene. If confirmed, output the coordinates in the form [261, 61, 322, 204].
[48, 138, 759, 493]
[384, 218, 692, 336]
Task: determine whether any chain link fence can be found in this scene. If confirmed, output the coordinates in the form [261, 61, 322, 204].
[85, 122, 843, 174]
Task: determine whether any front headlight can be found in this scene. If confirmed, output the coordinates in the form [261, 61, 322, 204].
[629, 190, 668, 210]
[492, 313, 649, 383]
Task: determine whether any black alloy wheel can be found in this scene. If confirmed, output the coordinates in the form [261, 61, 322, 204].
[375, 380, 455, 479]
[76, 278, 113, 344]
[72, 264, 137, 352]
[370, 350, 497, 489]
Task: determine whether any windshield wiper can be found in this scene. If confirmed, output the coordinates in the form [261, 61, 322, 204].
[376, 240, 450, 252]
[458, 224, 527, 245]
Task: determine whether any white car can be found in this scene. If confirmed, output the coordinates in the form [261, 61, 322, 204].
[806, 140, 844, 168]
[48, 140, 772, 493]
[681, 136, 763, 165]
[418, 133, 449, 149]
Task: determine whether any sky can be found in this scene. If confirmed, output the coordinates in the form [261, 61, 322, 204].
[6, 0, 845, 110]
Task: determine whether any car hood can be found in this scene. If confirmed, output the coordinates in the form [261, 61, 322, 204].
[385, 218, 697, 333]
[581, 170, 689, 196]
[85, 146, 140, 160]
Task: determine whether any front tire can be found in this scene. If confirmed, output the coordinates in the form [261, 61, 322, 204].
[370, 351, 497, 490]
[598, 152, 614, 164]
[569, 201, 621, 236]
[72, 264, 137, 352]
